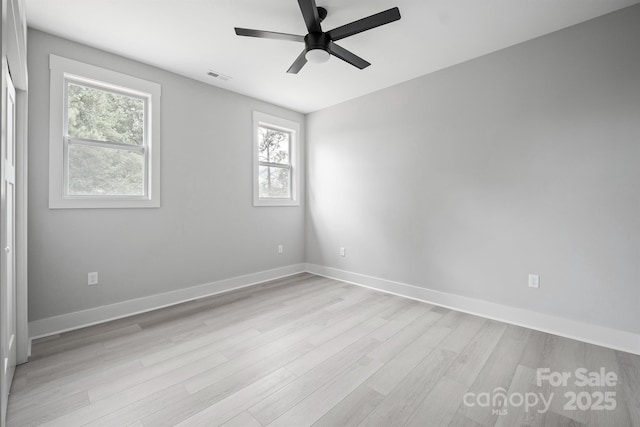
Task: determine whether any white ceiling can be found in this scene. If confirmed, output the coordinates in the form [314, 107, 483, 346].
[26, 0, 639, 113]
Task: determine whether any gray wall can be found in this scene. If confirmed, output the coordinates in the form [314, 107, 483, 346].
[306, 6, 640, 334]
[28, 29, 305, 321]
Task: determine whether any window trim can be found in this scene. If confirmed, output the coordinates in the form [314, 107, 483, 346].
[252, 111, 300, 207]
[48, 54, 161, 208]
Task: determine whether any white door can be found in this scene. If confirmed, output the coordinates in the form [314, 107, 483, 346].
[1, 64, 17, 425]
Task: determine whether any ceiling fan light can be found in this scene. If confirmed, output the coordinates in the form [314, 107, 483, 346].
[305, 48, 330, 64]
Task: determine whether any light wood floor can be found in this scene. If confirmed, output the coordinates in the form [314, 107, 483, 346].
[7, 273, 640, 426]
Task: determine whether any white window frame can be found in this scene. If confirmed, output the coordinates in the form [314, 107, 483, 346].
[253, 111, 300, 207]
[48, 55, 161, 208]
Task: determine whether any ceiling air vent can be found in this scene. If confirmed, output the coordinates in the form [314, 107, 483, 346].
[207, 70, 231, 81]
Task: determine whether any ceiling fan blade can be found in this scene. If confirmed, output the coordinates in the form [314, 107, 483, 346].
[327, 7, 401, 41]
[297, 0, 322, 33]
[328, 42, 370, 69]
[235, 28, 304, 43]
[287, 49, 308, 74]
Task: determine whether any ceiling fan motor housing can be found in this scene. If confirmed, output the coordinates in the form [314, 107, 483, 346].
[305, 32, 330, 53]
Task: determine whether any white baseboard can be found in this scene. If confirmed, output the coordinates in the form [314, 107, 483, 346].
[29, 264, 306, 340]
[305, 263, 640, 355]
[28, 262, 639, 356]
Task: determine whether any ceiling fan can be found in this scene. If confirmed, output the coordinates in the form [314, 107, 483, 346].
[234, 0, 401, 74]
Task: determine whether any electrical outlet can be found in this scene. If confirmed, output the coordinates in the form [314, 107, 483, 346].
[278, 244, 284, 254]
[88, 272, 99, 286]
[528, 274, 540, 289]
[340, 247, 346, 257]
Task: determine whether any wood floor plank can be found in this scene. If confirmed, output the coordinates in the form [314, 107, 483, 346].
[519, 329, 554, 369]
[456, 324, 530, 425]
[617, 350, 640, 426]
[31, 324, 143, 360]
[182, 339, 313, 396]
[25, 326, 191, 390]
[367, 310, 445, 363]
[438, 314, 487, 353]
[312, 384, 384, 427]
[188, 284, 345, 343]
[39, 351, 227, 426]
[495, 365, 592, 427]
[24, 340, 174, 391]
[286, 316, 387, 376]
[31, 320, 136, 354]
[6, 390, 89, 426]
[130, 277, 303, 329]
[493, 364, 545, 427]
[434, 309, 466, 328]
[404, 376, 468, 427]
[18, 342, 105, 382]
[199, 277, 341, 327]
[248, 337, 381, 425]
[198, 287, 332, 335]
[368, 301, 433, 342]
[584, 344, 632, 427]
[186, 281, 330, 335]
[175, 368, 297, 427]
[323, 288, 395, 314]
[538, 335, 589, 424]
[8, 359, 144, 413]
[444, 320, 507, 387]
[88, 349, 227, 402]
[218, 307, 331, 359]
[141, 341, 314, 427]
[540, 412, 587, 426]
[140, 327, 260, 368]
[447, 412, 485, 427]
[359, 348, 459, 427]
[365, 325, 452, 395]
[84, 383, 191, 427]
[101, 315, 206, 350]
[220, 411, 263, 427]
[202, 293, 332, 337]
[304, 295, 402, 347]
[268, 356, 384, 427]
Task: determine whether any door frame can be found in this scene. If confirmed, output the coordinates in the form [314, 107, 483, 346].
[3, 0, 29, 364]
[0, 56, 17, 427]
[0, 59, 27, 427]
[14, 88, 27, 363]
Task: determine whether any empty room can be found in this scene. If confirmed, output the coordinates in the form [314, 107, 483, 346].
[1, 0, 639, 426]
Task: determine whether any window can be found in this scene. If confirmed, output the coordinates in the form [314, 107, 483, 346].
[253, 112, 300, 206]
[49, 55, 161, 208]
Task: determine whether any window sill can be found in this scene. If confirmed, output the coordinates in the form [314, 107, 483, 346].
[49, 197, 160, 209]
[253, 198, 300, 207]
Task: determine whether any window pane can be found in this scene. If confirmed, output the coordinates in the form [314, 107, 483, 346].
[67, 82, 145, 145]
[259, 165, 291, 199]
[258, 127, 289, 164]
[68, 144, 144, 196]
